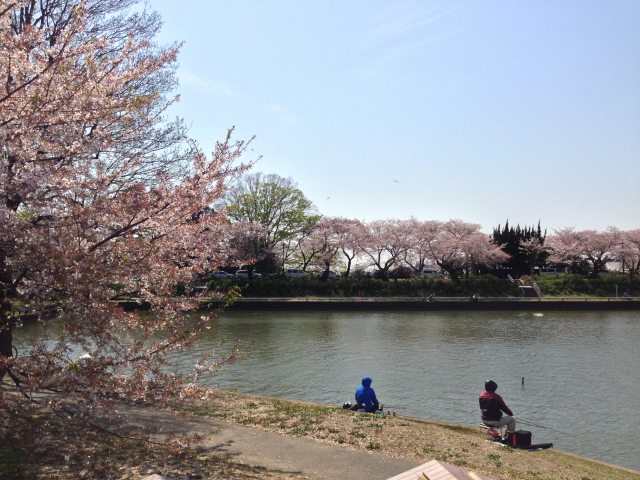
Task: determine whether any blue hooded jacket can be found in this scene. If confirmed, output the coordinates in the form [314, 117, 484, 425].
[355, 376, 379, 410]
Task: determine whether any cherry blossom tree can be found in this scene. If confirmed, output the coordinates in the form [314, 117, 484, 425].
[575, 230, 618, 278]
[282, 218, 344, 276]
[330, 217, 366, 278]
[610, 228, 640, 279]
[224, 220, 268, 271]
[292, 223, 327, 272]
[547, 228, 617, 278]
[402, 218, 442, 273]
[520, 237, 549, 273]
[545, 228, 585, 273]
[1, 0, 249, 446]
[312, 218, 343, 278]
[427, 220, 507, 280]
[360, 219, 410, 279]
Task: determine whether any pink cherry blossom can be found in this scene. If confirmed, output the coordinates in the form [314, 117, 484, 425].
[1, 0, 250, 446]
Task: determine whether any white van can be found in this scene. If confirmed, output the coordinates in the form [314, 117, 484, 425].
[285, 268, 308, 278]
[539, 267, 567, 275]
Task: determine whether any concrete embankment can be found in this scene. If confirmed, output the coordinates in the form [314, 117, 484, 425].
[112, 296, 640, 312]
[213, 297, 640, 311]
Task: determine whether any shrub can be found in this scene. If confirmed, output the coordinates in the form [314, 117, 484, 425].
[531, 273, 640, 296]
[207, 275, 520, 297]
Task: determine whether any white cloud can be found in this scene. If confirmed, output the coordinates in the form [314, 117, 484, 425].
[365, 3, 455, 43]
[356, 2, 461, 67]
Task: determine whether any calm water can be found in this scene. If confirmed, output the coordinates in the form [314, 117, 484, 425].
[184, 309, 640, 471]
[16, 309, 640, 470]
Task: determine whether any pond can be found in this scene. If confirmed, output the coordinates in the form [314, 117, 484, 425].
[187, 309, 640, 471]
[16, 309, 640, 471]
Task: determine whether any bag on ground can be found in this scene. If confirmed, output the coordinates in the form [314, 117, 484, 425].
[507, 430, 532, 448]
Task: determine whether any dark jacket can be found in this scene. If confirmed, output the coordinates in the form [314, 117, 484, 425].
[355, 376, 379, 411]
[479, 390, 513, 421]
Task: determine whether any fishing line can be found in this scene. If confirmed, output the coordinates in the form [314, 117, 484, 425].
[449, 405, 571, 436]
[345, 401, 570, 436]
[518, 419, 571, 436]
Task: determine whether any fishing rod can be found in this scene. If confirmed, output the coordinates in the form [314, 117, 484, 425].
[517, 419, 571, 436]
[344, 398, 569, 436]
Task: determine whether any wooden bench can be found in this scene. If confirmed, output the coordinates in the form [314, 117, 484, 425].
[385, 459, 497, 480]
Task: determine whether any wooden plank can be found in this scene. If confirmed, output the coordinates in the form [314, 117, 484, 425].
[385, 460, 498, 480]
[385, 460, 439, 480]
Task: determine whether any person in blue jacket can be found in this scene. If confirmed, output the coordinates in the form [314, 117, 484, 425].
[354, 376, 381, 413]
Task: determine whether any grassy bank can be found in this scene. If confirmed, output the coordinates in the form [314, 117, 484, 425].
[532, 274, 639, 297]
[182, 390, 639, 480]
[2, 388, 638, 479]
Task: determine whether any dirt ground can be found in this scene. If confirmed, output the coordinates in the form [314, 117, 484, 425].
[181, 389, 640, 480]
[2, 387, 639, 480]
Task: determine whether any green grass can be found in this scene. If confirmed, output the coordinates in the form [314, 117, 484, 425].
[533, 273, 639, 297]
[180, 390, 640, 480]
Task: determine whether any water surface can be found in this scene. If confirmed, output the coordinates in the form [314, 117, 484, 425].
[16, 309, 640, 471]
[188, 309, 640, 471]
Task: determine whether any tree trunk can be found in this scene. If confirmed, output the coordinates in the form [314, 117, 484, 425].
[443, 266, 460, 282]
[0, 250, 14, 381]
[345, 258, 352, 278]
[0, 317, 13, 381]
[589, 260, 603, 279]
[319, 261, 330, 282]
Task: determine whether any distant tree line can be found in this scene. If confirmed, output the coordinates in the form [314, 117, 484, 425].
[222, 174, 640, 281]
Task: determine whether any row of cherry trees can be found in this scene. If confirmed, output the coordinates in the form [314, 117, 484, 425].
[547, 228, 640, 278]
[222, 174, 638, 280]
[283, 218, 505, 281]
[265, 218, 640, 280]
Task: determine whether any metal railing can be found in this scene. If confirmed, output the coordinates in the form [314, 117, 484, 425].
[533, 281, 543, 298]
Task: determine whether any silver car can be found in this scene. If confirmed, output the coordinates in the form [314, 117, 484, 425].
[234, 269, 262, 278]
[211, 271, 233, 279]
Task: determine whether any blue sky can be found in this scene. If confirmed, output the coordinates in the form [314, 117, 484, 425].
[152, 0, 639, 232]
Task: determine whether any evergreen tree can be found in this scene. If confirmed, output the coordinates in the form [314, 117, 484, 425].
[492, 220, 547, 275]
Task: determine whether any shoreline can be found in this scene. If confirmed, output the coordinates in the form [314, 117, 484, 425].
[183, 388, 640, 478]
[206, 296, 640, 311]
[113, 296, 640, 312]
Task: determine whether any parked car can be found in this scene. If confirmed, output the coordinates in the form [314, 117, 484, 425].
[326, 270, 340, 280]
[234, 269, 262, 278]
[285, 268, 308, 278]
[420, 267, 444, 279]
[318, 270, 340, 280]
[538, 267, 568, 275]
[210, 271, 233, 279]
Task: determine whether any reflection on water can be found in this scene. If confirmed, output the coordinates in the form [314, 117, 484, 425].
[16, 309, 640, 471]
